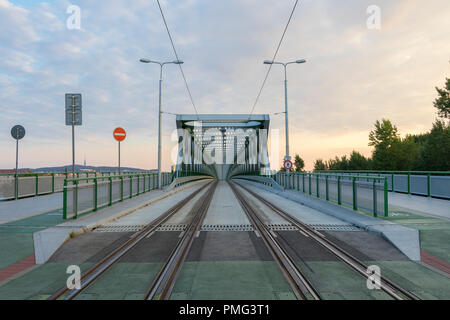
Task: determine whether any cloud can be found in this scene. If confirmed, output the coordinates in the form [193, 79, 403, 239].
[0, 0, 449, 170]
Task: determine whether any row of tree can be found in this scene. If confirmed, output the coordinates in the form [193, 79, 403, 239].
[286, 74, 450, 172]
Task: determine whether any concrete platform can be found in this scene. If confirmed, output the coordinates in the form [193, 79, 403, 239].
[0, 193, 62, 224]
[33, 180, 210, 264]
[235, 182, 351, 226]
[236, 179, 421, 261]
[389, 192, 450, 220]
[202, 181, 250, 226]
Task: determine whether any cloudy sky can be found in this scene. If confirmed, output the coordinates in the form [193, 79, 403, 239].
[1, 0, 449, 171]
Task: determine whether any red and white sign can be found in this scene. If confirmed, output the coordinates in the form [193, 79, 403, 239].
[283, 160, 293, 171]
[113, 127, 126, 142]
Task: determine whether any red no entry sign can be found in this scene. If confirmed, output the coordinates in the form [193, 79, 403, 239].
[113, 127, 126, 142]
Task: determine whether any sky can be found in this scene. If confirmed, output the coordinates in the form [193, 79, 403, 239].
[0, 0, 449, 171]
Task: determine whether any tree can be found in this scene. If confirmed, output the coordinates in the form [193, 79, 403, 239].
[434, 78, 450, 119]
[369, 119, 401, 170]
[390, 135, 421, 171]
[313, 159, 327, 171]
[369, 119, 399, 148]
[419, 120, 450, 170]
[327, 155, 349, 170]
[348, 151, 370, 170]
[293, 154, 305, 172]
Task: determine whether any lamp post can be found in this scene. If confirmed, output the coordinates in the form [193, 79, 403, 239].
[264, 59, 306, 165]
[140, 58, 184, 189]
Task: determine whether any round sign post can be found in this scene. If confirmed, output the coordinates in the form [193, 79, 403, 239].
[113, 128, 126, 175]
[11, 125, 26, 200]
[283, 159, 293, 171]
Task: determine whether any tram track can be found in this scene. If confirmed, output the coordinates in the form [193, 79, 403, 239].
[229, 181, 321, 300]
[232, 180, 420, 300]
[49, 181, 215, 300]
[145, 181, 217, 300]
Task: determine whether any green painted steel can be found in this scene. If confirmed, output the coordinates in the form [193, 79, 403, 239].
[236, 170, 388, 218]
[62, 179, 67, 220]
[384, 179, 389, 217]
[407, 173, 411, 194]
[120, 176, 124, 202]
[337, 176, 342, 205]
[62, 172, 176, 220]
[94, 179, 98, 211]
[315, 170, 450, 200]
[373, 179, 377, 217]
[35, 174, 38, 197]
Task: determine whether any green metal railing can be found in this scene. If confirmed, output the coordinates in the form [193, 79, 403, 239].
[316, 170, 450, 199]
[0, 171, 154, 201]
[62, 172, 172, 219]
[236, 171, 389, 217]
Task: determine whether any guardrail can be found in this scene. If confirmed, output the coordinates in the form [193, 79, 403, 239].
[63, 172, 172, 219]
[0, 173, 67, 201]
[238, 171, 388, 217]
[0, 171, 154, 201]
[316, 171, 450, 200]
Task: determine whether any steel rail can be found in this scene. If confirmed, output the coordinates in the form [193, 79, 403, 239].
[145, 181, 218, 300]
[228, 181, 321, 300]
[234, 181, 420, 300]
[49, 181, 213, 300]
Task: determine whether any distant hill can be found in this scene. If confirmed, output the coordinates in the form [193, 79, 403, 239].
[31, 165, 155, 173]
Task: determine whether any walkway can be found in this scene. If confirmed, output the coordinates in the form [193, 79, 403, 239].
[0, 193, 62, 224]
[389, 192, 450, 220]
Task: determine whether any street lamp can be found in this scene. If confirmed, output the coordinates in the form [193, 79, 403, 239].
[263, 59, 306, 168]
[140, 58, 184, 189]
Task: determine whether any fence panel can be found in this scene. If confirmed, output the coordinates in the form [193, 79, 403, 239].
[62, 173, 173, 219]
[18, 176, 36, 198]
[38, 176, 52, 195]
[431, 176, 450, 199]
[54, 175, 66, 192]
[410, 175, 427, 196]
[0, 176, 15, 200]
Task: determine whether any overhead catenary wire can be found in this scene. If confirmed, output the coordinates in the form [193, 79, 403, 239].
[156, 0, 200, 120]
[248, 0, 300, 120]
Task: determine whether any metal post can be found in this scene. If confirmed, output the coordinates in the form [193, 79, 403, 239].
[15, 138, 19, 200]
[72, 95, 76, 177]
[63, 179, 68, 219]
[373, 179, 377, 217]
[158, 65, 163, 189]
[284, 65, 290, 161]
[71, 95, 76, 212]
[352, 177, 357, 211]
[316, 174, 320, 198]
[384, 178, 389, 217]
[109, 177, 112, 206]
[338, 176, 342, 205]
[94, 178, 98, 212]
[118, 141, 121, 175]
